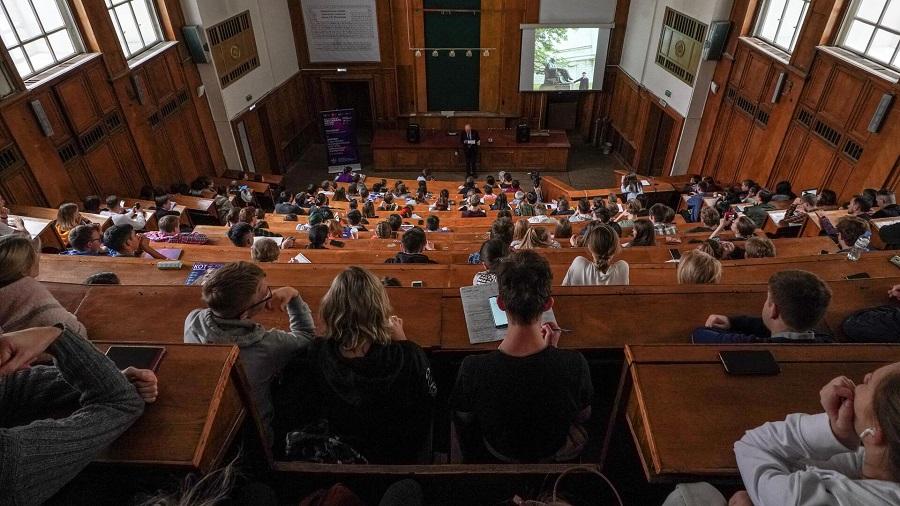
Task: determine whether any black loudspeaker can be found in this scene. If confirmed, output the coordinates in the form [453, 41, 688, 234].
[407, 123, 421, 143]
[867, 93, 894, 133]
[703, 20, 731, 61]
[516, 123, 530, 143]
[182, 25, 209, 64]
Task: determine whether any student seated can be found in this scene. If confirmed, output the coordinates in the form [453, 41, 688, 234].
[743, 190, 776, 228]
[848, 194, 874, 219]
[562, 224, 628, 286]
[276, 267, 436, 464]
[451, 251, 593, 463]
[516, 192, 537, 216]
[0, 196, 26, 237]
[552, 198, 574, 216]
[424, 215, 444, 232]
[624, 219, 656, 247]
[676, 249, 721, 284]
[252, 238, 280, 262]
[385, 227, 434, 264]
[685, 207, 720, 233]
[60, 224, 103, 256]
[554, 219, 573, 240]
[836, 216, 871, 253]
[0, 234, 86, 336]
[569, 198, 593, 223]
[373, 221, 393, 239]
[153, 194, 180, 222]
[0, 326, 157, 504]
[83, 195, 102, 214]
[144, 215, 209, 244]
[649, 204, 677, 236]
[516, 227, 560, 249]
[103, 195, 147, 230]
[772, 180, 796, 201]
[527, 204, 559, 224]
[102, 224, 166, 259]
[183, 262, 314, 441]
[228, 222, 255, 247]
[461, 195, 487, 218]
[274, 192, 302, 215]
[744, 236, 776, 258]
[614, 199, 642, 228]
[306, 224, 329, 249]
[711, 215, 758, 242]
[85, 272, 120, 285]
[379, 193, 399, 212]
[346, 210, 368, 233]
[239, 207, 282, 238]
[387, 213, 403, 234]
[782, 193, 819, 225]
[55, 203, 91, 246]
[473, 238, 509, 285]
[692, 270, 833, 344]
[873, 190, 899, 218]
[620, 172, 643, 202]
[734, 365, 900, 505]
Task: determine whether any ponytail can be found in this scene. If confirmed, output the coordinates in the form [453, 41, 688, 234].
[586, 224, 619, 274]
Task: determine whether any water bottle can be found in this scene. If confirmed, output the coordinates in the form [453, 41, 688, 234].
[847, 230, 872, 261]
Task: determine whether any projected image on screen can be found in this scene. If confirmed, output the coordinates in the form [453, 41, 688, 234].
[519, 25, 609, 92]
[533, 28, 598, 91]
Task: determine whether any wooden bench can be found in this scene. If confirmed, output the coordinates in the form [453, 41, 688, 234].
[44, 277, 899, 349]
[624, 344, 900, 482]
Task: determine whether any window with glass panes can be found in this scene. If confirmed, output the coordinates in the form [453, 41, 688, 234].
[106, 0, 164, 60]
[840, 0, 900, 71]
[754, 0, 811, 53]
[0, 0, 83, 79]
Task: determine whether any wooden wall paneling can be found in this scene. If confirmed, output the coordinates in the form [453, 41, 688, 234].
[690, 56, 733, 175]
[608, 0, 631, 65]
[82, 141, 130, 196]
[800, 56, 833, 110]
[54, 74, 102, 134]
[86, 64, 118, 115]
[715, 106, 754, 184]
[769, 122, 808, 187]
[64, 157, 98, 199]
[847, 79, 893, 143]
[0, 164, 44, 206]
[793, 133, 837, 191]
[501, 0, 529, 115]
[108, 128, 147, 194]
[726, 0, 761, 56]
[824, 156, 856, 198]
[817, 66, 865, 128]
[479, 0, 503, 112]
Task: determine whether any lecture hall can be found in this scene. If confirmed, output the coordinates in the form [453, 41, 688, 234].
[2, 0, 900, 504]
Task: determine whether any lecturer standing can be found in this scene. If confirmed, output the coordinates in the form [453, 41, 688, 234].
[459, 124, 480, 178]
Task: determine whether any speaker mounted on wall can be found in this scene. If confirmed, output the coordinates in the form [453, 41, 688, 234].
[29, 99, 54, 138]
[406, 123, 421, 144]
[771, 72, 786, 103]
[703, 20, 731, 61]
[182, 25, 209, 64]
[867, 93, 894, 133]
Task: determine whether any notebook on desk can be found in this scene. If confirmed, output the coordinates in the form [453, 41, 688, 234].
[459, 283, 557, 344]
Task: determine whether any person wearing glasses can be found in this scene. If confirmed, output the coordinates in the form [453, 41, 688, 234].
[183, 261, 315, 444]
[60, 224, 104, 256]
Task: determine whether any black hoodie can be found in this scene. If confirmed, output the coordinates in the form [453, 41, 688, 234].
[384, 252, 435, 264]
[277, 339, 436, 463]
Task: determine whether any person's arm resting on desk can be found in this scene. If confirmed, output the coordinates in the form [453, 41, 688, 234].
[0, 327, 146, 504]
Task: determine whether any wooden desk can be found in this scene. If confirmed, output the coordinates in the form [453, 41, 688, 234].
[8, 214, 63, 250]
[93, 342, 252, 473]
[625, 344, 900, 482]
[170, 195, 216, 217]
[372, 129, 570, 172]
[211, 177, 270, 195]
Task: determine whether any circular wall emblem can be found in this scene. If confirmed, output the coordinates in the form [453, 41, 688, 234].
[230, 45, 242, 60]
[674, 40, 686, 58]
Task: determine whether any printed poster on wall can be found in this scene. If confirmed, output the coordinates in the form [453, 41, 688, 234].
[320, 109, 361, 173]
[301, 0, 381, 62]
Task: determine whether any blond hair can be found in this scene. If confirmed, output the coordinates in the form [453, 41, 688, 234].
[56, 203, 82, 231]
[585, 224, 620, 273]
[251, 238, 280, 262]
[321, 266, 393, 350]
[677, 249, 722, 284]
[512, 219, 530, 241]
[0, 234, 39, 286]
[518, 227, 553, 249]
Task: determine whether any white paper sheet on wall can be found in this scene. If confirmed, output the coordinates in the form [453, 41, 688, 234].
[301, 0, 381, 62]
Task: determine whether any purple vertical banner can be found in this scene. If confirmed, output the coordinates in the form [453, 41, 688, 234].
[320, 108, 361, 173]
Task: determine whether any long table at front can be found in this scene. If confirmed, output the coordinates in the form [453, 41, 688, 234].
[371, 129, 571, 172]
[625, 344, 900, 482]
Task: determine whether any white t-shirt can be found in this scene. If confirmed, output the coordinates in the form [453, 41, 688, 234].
[561, 256, 629, 286]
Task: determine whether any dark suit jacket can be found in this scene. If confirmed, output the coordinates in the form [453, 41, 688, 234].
[460, 129, 480, 154]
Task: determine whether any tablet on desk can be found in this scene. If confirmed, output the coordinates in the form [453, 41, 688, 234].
[105, 345, 166, 372]
[488, 296, 508, 329]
